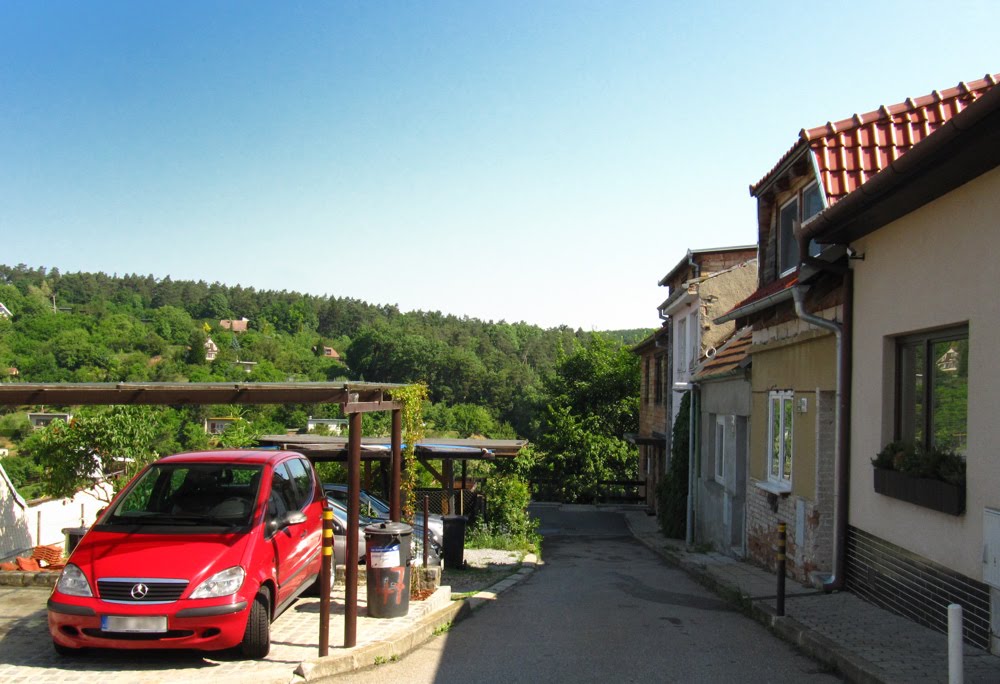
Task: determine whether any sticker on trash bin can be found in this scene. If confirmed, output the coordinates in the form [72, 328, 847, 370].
[370, 543, 401, 568]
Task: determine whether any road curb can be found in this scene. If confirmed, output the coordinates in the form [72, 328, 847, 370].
[298, 553, 540, 682]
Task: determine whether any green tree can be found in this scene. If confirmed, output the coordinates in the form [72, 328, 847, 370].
[657, 391, 690, 539]
[19, 406, 163, 501]
[532, 335, 639, 503]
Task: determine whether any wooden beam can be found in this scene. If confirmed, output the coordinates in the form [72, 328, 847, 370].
[343, 400, 402, 414]
[416, 456, 444, 487]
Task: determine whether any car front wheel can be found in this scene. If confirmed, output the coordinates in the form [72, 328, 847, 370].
[240, 589, 271, 659]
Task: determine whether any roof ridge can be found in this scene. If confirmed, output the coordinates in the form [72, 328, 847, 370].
[801, 73, 999, 141]
[752, 73, 999, 198]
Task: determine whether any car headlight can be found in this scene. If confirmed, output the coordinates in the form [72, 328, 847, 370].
[189, 566, 246, 599]
[55, 563, 93, 598]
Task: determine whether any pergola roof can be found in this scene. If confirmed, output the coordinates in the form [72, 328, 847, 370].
[258, 433, 527, 461]
[0, 381, 403, 407]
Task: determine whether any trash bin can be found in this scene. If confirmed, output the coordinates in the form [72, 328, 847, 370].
[442, 515, 467, 570]
[364, 521, 412, 618]
[62, 527, 88, 556]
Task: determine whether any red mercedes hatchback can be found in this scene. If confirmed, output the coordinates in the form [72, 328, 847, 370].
[48, 450, 324, 659]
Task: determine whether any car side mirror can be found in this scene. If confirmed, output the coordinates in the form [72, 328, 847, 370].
[266, 510, 308, 535]
[285, 511, 307, 526]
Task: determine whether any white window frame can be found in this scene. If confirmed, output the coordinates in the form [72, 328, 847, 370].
[767, 390, 794, 489]
[714, 415, 726, 484]
[676, 316, 687, 381]
[778, 181, 824, 276]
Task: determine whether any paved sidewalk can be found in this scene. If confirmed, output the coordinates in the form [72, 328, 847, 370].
[625, 510, 1000, 684]
[0, 555, 539, 684]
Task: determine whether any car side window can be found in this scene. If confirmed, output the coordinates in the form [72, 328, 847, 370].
[269, 463, 297, 518]
[285, 458, 314, 510]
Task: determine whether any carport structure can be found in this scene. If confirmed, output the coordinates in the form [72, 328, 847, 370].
[0, 381, 405, 654]
[258, 433, 528, 517]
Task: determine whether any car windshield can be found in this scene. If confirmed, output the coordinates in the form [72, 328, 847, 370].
[105, 463, 263, 528]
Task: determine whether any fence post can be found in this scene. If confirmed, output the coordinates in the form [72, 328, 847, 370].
[423, 495, 430, 568]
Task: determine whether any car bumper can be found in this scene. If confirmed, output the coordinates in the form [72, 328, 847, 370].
[48, 593, 251, 652]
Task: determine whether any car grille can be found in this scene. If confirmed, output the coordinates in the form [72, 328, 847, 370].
[97, 579, 188, 603]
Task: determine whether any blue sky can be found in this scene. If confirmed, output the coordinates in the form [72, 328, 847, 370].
[2, 1, 997, 330]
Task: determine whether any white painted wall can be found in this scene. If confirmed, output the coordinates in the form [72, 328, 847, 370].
[848, 166, 1000, 579]
[0, 462, 112, 560]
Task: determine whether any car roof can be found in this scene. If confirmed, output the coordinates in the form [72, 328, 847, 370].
[156, 449, 305, 466]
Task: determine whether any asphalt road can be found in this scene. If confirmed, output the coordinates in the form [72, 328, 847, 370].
[337, 504, 842, 684]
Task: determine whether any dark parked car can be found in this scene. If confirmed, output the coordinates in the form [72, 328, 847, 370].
[323, 484, 443, 563]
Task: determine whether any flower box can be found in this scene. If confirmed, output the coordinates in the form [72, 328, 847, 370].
[872, 467, 965, 515]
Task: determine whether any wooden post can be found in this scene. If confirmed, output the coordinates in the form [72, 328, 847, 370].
[345, 411, 362, 648]
[443, 458, 454, 515]
[461, 459, 468, 516]
[391, 409, 402, 522]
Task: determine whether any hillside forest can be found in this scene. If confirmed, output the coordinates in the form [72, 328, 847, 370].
[0, 265, 645, 508]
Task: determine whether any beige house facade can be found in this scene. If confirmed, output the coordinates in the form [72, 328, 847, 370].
[802, 79, 1000, 651]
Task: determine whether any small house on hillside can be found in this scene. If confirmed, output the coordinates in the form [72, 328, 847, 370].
[204, 417, 239, 435]
[204, 337, 219, 362]
[234, 360, 257, 374]
[306, 417, 348, 435]
[28, 412, 72, 430]
[0, 302, 11, 318]
[219, 317, 249, 333]
[322, 347, 340, 359]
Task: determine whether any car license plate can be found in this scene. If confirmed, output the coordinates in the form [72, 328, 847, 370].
[101, 615, 168, 633]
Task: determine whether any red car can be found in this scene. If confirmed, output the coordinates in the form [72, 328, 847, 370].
[48, 450, 325, 659]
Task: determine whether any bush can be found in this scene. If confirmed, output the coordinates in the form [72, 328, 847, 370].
[471, 468, 539, 552]
[657, 392, 690, 539]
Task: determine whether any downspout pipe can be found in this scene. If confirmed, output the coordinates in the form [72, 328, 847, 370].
[791, 282, 849, 592]
[686, 385, 698, 546]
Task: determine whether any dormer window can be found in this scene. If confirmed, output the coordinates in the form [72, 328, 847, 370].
[778, 182, 824, 275]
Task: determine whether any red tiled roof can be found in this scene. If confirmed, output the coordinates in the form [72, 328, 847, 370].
[751, 73, 999, 203]
[695, 328, 752, 380]
[731, 272, 797, 312]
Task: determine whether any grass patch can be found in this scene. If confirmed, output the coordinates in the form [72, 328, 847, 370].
[433, 621, 452, 635]
[465, 522, 539, 555]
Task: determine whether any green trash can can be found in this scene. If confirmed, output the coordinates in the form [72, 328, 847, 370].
[364, 521, 412, 618]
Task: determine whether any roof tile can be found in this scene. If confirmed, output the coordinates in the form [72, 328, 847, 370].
[751, 73, 999, 202]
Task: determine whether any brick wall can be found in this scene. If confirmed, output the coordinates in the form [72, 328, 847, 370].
[745, 389, 835, 584]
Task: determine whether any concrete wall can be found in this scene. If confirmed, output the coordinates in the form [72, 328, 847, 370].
[848, 165, 1000, 580]
[697, 374, 751, 556]
[0, 462, 111, 560]
[697, 261, 758, 355]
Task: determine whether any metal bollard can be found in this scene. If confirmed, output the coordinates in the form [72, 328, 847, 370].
[949, 603, 963, 684]
[319, 507, 333, 656]
[776, 522, 786, 617]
